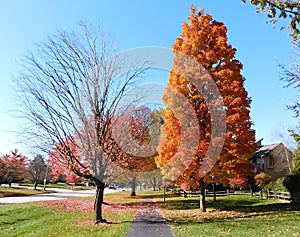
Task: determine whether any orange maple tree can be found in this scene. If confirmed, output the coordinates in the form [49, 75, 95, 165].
[0, 149, 27, 187]
[156, 6, 256, 211]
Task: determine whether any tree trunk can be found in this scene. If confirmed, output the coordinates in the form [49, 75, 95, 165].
[131, 175, 137, 196]
[152, 177, 156, 191]
[213, 183, 216, 202]
[34, 180, 38, 190]
[249, 177, 254, 196]
[291, 192, 300, 204]
[199, 178, 206, 212]
[94, 178, 106, 224]
[260, 189, 264, 198]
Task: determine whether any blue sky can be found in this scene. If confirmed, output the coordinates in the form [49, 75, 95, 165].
[0, 0, 298, 155]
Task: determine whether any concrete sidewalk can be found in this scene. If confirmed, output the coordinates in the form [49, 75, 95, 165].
[126, 197, 174, 237]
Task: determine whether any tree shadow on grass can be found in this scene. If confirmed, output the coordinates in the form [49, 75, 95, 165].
[157, 194, 300, 212]
[156, 195, 300, 225]
[137, 193, 175, 199]
[211, 201, 300, 213]
[158, 198, 200, 210]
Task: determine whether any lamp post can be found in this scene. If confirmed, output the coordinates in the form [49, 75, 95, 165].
[212, 175, 216, 202]
[43, 158, 49, 191]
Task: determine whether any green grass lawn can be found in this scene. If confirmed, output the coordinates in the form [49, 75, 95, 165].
[0, 202, 135, 237]
[1, 190, 300, 237]
[157, 193, 300, 237]
[0, 186, 54, 198]
[17, 182, 95, 190]
[0, 191, 138, 237]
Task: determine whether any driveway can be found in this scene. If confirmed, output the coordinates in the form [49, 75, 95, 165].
[0, 186, 121, 204]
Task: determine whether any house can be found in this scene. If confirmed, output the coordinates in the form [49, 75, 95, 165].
[249, 139, 294, 180]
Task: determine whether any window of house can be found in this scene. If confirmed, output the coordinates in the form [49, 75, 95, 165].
[267, 157, 274, 168]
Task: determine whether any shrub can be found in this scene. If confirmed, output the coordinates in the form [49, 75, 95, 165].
[283, 174, 300, 203]
[254, 173, 272, 189]
[228, 176, 248, 190]
[265, 177, 288, 192]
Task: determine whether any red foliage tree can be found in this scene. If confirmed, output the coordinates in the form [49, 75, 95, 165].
[108, 106, 159, 195]
[228, 176, 248, 189]
[49, 137, 85, 185]
[0, 149, 27, 187]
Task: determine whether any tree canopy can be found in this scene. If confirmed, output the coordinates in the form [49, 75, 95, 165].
[14, 24, 148, 224]
[28, 154, 47, 190]
[244, 0, 300, 39]
[156, 6, 256, 211]
[0, 149, 27, 187]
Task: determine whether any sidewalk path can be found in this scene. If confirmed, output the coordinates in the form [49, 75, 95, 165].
[126, 197, 174, 237]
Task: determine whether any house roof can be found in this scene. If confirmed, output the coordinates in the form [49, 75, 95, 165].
[252, 143, 280, 159]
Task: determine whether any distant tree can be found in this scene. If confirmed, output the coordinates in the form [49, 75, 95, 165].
[130, 174, 138, 197]
[272, 124, 297, 151]
[0, 149, 27, 187]
[243, 0, 300, 39]
[228, 163, 255, 189]
[48, 140, 83, 185]
[138, 169, 163, 191]
[28, 154, 47, 190]
[280, 42, 300, 120]
[228, 176, 248, 189]
[110, 106, 160, 196]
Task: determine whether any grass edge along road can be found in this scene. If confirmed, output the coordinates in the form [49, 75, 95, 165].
[1, 191, 300, 236]
[0, 186, 55, 198]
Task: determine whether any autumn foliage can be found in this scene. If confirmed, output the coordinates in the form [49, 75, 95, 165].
[254, 172, 272, 189]
[0, 149, 27, 187]
[49, 137, 85, 184]
[108, 107, 159, 173]
[48, 107, 159, 184]
[156, 6, 256, 189]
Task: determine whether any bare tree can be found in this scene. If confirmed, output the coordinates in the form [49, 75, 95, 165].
[280, 41, 300, 139]
[14, 24, 148, 224]
[272, 124, 297, 151]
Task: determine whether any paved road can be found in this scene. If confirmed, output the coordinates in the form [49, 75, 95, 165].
[0, 186, 120, 204]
